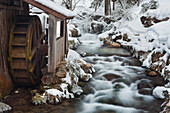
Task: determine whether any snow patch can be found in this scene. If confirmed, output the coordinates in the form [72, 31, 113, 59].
[34, 0, 76, 17]
[153, 86, 170, 99]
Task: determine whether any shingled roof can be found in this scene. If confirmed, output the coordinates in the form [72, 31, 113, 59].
[23, 0, 75, 19]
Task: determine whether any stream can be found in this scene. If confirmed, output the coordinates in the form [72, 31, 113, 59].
[76, 33, 164, 113]
[2, 33, 165, 113]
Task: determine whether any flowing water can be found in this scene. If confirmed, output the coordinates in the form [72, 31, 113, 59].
[76, 33, 164, 113]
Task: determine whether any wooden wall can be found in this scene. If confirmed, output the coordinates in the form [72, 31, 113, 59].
[48, 16, 68, 73]
[56, 37, 65, 65]
[55, 20, 68, 67]
[0, 0, 29, 98]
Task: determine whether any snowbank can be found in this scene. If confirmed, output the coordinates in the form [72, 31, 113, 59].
[32, 49, 95, 105]
[34, 0, 76, 17]
[0, 102, 11, 112]
[97, 0, 170, 81]
[153, 86, 170, 99]
[145, 0, 170, 19]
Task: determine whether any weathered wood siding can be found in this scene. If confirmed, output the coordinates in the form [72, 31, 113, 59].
[48, 17, 68, 73]
[0, 0, 29, 98]
[56, 37, 65, 65]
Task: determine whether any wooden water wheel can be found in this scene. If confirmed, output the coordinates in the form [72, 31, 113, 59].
[9, 15, 44, 85]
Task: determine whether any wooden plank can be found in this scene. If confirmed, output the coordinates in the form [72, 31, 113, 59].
[48, 14, 57, 73]
[11, 53, 25, 58]
[15, 78, 31, 84]
[12, 37, 26, 46]
[14, 70, 27, 78]
[56, 37, 64, 65]
[13, 59, 27, 69]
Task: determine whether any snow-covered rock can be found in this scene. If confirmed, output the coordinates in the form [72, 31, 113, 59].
[70, 84, 83, 95]
[0, 102, 11, 112]
[153, 86, 170, 99]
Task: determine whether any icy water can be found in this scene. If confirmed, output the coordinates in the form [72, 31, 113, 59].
[76, 33, 164, 113]
[76, 34, 131, 56]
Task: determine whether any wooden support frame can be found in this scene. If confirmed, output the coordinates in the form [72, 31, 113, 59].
[48, 14, 57, 73]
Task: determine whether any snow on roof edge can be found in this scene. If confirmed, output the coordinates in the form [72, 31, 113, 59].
[34, 0, 76, 18]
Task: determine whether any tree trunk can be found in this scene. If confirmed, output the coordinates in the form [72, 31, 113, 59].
[105, 0, 109, 15]
[137, 0, 140, 6]
[109, 0, 111, 15]
[118, 0, 124, 9]
[113, 0, 115, 10]
[70, 0, 72, 10]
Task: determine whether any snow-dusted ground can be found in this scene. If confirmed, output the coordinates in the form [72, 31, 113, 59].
[97, 0, 170, 79]
[28, 0, 170, 111]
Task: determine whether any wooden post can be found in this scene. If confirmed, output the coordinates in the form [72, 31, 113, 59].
[48, 14, 57, 73]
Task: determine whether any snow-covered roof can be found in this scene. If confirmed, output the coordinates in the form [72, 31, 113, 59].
[23, 0, 75, 19]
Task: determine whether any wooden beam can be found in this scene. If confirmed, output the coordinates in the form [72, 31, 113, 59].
[48, 15, 57, 73]
[22, 0, 74, 20]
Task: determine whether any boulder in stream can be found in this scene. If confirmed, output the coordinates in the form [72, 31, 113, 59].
[109, 42, 121, 48]
[147, 71, 157, 77]
[103, 74, 122, 81]
[137, 79, 153, 90]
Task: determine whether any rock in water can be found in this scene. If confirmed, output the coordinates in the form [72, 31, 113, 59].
[109, 43, 121, 48]
[138, 88, 152, 95]
[103, 74, 122, 81]
[81, 74, 92, 82]
[137, 79, 153, 89]
[0, 102, 12, 112]
[80, 64, 94, 73]
[71, 84, 83, 95]
[147, 71, 157, 77]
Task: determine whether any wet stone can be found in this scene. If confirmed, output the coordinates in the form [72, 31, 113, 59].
[137, 79, 153, 90]
[109, 43, 121, 48]
[103, 74, 122, 81]
[138, 88, 152, 95]
[147, 71, 157, 77]
[112, 78, 131, 86]
[82, 84, 95, 95]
